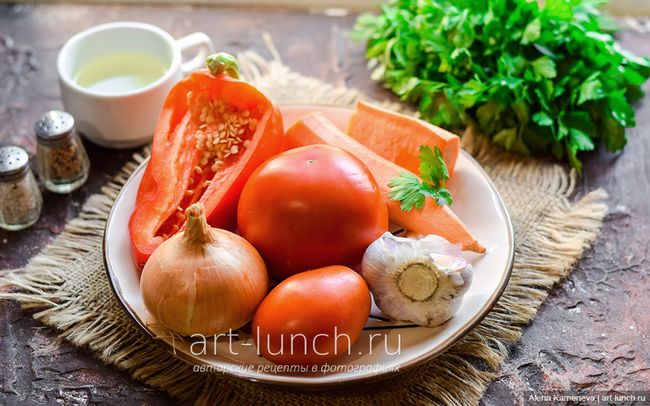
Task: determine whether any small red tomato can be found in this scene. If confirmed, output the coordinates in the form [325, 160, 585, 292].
[253, 265, 371, 366]
[237, 144, 388, 280]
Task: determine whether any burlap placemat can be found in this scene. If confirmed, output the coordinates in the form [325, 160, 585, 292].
[0, 44, 608, 405]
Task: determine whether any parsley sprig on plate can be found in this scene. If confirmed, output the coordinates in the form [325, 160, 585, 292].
[389, 146, 452, 211]
[352, 0, 650, 172]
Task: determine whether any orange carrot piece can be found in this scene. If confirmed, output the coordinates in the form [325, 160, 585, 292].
[286, 113, 485, 253]
[347, 101, 460, 176]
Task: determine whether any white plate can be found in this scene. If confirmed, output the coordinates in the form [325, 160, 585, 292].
[104, 104, 514, 387]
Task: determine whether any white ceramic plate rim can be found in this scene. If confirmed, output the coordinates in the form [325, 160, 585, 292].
[103, 104, 514, 388]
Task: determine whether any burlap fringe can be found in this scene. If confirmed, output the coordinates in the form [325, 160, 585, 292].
[0, 45, 609, 405]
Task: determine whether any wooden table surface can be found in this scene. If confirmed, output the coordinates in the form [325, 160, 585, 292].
[1, 3, 649, 405]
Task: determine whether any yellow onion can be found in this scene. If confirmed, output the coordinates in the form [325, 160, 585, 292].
[140, 203, 268, 336]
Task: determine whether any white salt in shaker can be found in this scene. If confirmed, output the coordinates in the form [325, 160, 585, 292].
[0, 146, 43, 231]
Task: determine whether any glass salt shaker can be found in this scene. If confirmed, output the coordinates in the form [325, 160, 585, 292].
[35, 110, 90, 194]
[0, 146, 43, 231]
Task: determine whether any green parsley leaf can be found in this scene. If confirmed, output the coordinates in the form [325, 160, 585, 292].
[388, 146, 453, 211]
[493, 127, 531, 155]
[532, 111, 554, 127]
[418, 145, 449, 186]
[578, 74, 606, 105]
[388, 172, 426, 211]
[421, 182, 453, 206]
[522, 18, 541, 45]
[531, 57, 557, 79]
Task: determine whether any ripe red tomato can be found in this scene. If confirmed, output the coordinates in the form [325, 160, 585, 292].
[253, 265, 371, 365]
[237, 144, 388, 280]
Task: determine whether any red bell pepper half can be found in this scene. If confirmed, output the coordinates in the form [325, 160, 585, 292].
[129, 53, 284, 268]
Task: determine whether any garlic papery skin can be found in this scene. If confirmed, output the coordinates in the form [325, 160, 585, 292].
[360, 232, 473, 327]
[140, 203, 268, 336]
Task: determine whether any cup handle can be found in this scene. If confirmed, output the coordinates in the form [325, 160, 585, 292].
[176, 32, 214, 76]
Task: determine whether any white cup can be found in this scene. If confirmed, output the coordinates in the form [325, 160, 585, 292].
[57, 22, 213, 149]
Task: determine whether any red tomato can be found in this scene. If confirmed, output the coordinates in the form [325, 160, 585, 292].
[237, 144, 388, 279]
[253, 265, 371, 365]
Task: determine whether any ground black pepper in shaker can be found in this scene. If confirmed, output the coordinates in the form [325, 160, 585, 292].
[35, 110, 90, 194]
[0, 146, 43, 231]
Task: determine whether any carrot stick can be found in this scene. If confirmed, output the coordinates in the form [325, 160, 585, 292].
[286, 112, 485, 253]
[347, 101, 460, 176]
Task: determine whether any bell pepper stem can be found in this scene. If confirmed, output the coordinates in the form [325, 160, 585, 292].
[206, 52, 240, 79]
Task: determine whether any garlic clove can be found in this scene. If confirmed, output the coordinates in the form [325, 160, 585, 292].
[431, 254, 472, 290]
[418, 234, 463, 257]
[361, 232, 473, 327]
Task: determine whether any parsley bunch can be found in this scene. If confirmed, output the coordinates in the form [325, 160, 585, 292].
[352, 0, 650, 172]
[389, 146, 453, 210]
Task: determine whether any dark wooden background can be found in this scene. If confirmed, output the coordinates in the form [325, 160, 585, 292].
[1, 3, 648, 405]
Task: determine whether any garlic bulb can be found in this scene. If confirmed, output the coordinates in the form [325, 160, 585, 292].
[360, 232, 473, 327]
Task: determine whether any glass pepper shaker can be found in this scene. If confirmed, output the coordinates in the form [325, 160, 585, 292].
[35, 110, 90, 194]
[0, 146, 43, 231]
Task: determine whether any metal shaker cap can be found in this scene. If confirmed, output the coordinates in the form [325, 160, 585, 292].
[35, 110, 75, 145]
[0, 146, 30, 182]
